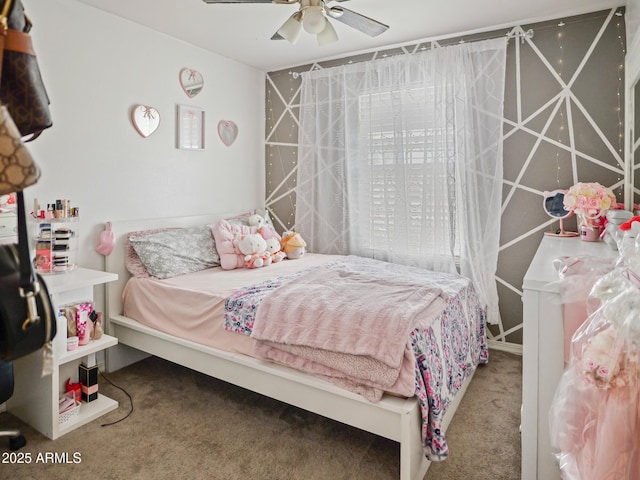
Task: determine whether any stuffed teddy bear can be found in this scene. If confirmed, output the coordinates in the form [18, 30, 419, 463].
[236, 233, 271, 268]
[280, 231, 306, 259]
[265, 237, 286, 263]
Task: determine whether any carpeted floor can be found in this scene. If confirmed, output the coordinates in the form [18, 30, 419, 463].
[2, 349, 521, 480]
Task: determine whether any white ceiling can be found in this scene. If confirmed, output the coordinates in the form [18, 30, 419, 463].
[74, 0, 623, 72]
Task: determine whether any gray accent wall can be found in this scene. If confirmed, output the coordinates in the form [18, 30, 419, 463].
[264, 7, 627, 350]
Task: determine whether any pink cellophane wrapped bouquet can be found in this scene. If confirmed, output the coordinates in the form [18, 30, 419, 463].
[549, 268, 640, 479]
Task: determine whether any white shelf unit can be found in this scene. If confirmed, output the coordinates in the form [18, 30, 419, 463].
[7, 268, 119, 440]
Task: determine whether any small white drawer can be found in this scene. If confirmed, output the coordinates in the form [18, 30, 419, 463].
[0, 213, 17, 239]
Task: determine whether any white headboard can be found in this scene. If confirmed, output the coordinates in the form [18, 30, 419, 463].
[104, 212, 239, 325]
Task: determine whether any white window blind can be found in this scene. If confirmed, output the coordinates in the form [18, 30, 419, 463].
[358, 88, 460, 262]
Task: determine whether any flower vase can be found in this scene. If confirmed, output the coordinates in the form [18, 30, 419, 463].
[580, 224, 601, 242]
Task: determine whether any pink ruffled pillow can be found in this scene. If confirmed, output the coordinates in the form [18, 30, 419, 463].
[211, 220, 257, 270]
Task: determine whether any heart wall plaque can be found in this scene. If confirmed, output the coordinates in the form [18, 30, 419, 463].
[179, 68, 204, 98]
[131, 105, 160, 138]
[218, 120, 238, 147]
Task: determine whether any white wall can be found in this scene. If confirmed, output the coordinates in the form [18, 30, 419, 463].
[22, 0, 266, 281]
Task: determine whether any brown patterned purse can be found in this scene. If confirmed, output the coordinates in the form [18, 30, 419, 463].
[0, 0, 52, 141]
[0, 104, 40, 195]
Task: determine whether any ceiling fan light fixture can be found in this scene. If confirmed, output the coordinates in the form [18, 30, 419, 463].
[302, 6, 326, 34]
[317, 19, 338, 46]
[277, 11, 303, 44]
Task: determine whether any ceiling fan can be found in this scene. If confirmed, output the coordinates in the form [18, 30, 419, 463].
[201, 0, 389, 45]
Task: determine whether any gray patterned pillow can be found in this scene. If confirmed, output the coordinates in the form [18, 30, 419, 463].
[129, 225, 219, 279]
[125, 227, 178, 278]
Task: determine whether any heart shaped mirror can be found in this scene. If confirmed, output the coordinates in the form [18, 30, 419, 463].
[218, 120, 238, 147]
[179, 68, 204, 98]
[543, 189, 579, 237]
[131, 105, 160, 138]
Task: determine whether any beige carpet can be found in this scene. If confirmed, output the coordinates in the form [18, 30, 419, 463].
[2, 350, 521, 480]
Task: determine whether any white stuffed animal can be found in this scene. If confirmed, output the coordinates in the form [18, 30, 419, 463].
[236, 233, 270, 268]
[248, 214, 267, 229]
[265, 237, 286, 263]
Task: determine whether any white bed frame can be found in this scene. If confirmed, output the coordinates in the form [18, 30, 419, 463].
[104, 214, 476, 480]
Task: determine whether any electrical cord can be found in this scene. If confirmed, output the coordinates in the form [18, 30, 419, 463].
[98, 369, 134, 427]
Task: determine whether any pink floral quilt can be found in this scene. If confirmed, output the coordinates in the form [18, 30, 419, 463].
[223, 256, 487, 460]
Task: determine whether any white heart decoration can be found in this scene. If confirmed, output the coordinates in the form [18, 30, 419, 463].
[179, 67, 204, 98]
[218, 120, 238, 147]
[131, 105, 160, 138]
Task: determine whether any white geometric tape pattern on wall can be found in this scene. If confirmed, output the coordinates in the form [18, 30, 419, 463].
[264, 8, 626, 351]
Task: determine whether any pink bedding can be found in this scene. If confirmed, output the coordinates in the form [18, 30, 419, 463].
[252, 264, 447, 401]
[122, 254, 339, 356]
[123, 252, 488, 460]
[221, 254, 488, 460]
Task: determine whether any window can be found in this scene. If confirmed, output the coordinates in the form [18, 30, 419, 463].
[356, 88, 460, 262]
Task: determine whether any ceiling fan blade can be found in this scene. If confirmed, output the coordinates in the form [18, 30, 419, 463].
[203, 0, 301, 4]
[328, 6, 389, 37]
[202, 0, 275, 3]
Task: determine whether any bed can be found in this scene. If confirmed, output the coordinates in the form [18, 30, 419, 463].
[104, 213, 488, 480]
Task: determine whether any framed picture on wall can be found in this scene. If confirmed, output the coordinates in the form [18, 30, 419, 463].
[176, 104, 205, 150]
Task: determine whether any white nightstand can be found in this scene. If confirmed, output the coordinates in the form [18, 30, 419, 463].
[7, 268, 119, 439]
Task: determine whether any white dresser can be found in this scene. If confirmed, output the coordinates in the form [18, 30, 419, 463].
[521, 236, 618, 480]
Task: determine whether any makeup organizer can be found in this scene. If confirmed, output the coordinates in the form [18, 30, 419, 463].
[32, 199, 79, 274]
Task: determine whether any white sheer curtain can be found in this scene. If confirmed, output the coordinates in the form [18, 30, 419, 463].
[295, 38, 506, 325]
[627, 0, 640, 83]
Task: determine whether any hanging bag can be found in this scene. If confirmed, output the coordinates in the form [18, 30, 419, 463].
[0, 0, 55, 365]
[0, 190, 56, 362]
[0, 0, 42, 195]
[0, 0, 52, 141]
[0, 103, 40, 194]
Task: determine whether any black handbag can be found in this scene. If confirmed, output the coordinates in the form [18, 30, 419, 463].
[0, 0, 52, 141]
[0, 190, 55, 361]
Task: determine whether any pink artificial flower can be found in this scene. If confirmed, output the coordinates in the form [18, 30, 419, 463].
[584, 358, 597, 371]
[576, 196, 588, 209]
[587, 197, 600, 209]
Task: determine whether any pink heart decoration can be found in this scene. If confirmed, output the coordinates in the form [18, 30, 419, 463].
[179, 67, 204, 98]
[218, 120, 238, 146]
[131, 105, 160, 138]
